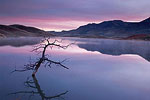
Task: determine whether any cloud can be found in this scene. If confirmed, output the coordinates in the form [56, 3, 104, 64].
[0, 0, 150, 31]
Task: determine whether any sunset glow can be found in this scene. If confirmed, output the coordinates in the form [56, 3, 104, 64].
[0, 0, 150, 31]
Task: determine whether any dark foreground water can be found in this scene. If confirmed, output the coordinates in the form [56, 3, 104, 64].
[0, 37, 150, 100]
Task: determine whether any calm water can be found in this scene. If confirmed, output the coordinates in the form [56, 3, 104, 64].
[1, 37, 150, 100]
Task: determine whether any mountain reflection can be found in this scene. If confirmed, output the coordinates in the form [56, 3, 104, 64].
[0, 37, 41, 47]
[1, 37, 150, 62]
[9, 76, 68, 100]
[77, 39, 150, 62]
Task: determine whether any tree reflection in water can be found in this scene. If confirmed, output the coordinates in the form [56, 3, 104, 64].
[9, 76, 68, 100]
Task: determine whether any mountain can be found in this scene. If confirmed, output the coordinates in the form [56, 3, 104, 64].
[52, 17, 150, 40]
[0, 24, 54, 37]
[1, 17, 150, 39]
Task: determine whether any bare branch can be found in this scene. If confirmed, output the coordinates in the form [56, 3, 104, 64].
[45, 91, 68, 100]
[13, 37, 73, 76]
[8, 91, 39, 95]
[44, 58, 69, 69]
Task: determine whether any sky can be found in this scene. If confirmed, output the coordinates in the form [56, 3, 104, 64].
[0, 0, 150, 31]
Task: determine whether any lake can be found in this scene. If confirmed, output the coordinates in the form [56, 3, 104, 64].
[0, 37, 150, 100]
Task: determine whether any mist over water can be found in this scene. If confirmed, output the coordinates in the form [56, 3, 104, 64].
[0, 37, 150, 100]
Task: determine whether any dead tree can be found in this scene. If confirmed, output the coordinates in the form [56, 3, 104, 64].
[9, 75, 68, 100]
[12, 37, 73, 76]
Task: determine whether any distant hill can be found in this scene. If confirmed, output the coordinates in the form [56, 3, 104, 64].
[2, 17, 150, 40]
[0, 24, 54, 37]
[50, 17, 150, 40]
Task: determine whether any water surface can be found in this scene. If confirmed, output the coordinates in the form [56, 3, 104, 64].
[0, 37, 150, 100]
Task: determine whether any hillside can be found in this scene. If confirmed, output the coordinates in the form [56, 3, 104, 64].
[0, 24, 54, 37]
[1, 17, 150, 40]
[50, 17, 150, 40]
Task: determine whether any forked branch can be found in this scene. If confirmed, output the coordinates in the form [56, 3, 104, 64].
[12, 37, 73, 76]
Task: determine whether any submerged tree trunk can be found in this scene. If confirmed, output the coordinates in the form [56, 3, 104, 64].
[31, 38, 70, 76]
[32, 58, 44, 76]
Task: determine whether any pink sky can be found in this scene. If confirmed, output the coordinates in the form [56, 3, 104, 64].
[0, 0, 150, 31]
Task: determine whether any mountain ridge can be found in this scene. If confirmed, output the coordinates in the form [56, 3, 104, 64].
[49, 17, 150, 40]
[1, 17, 150, 40]
[0, 24, 54, 37]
